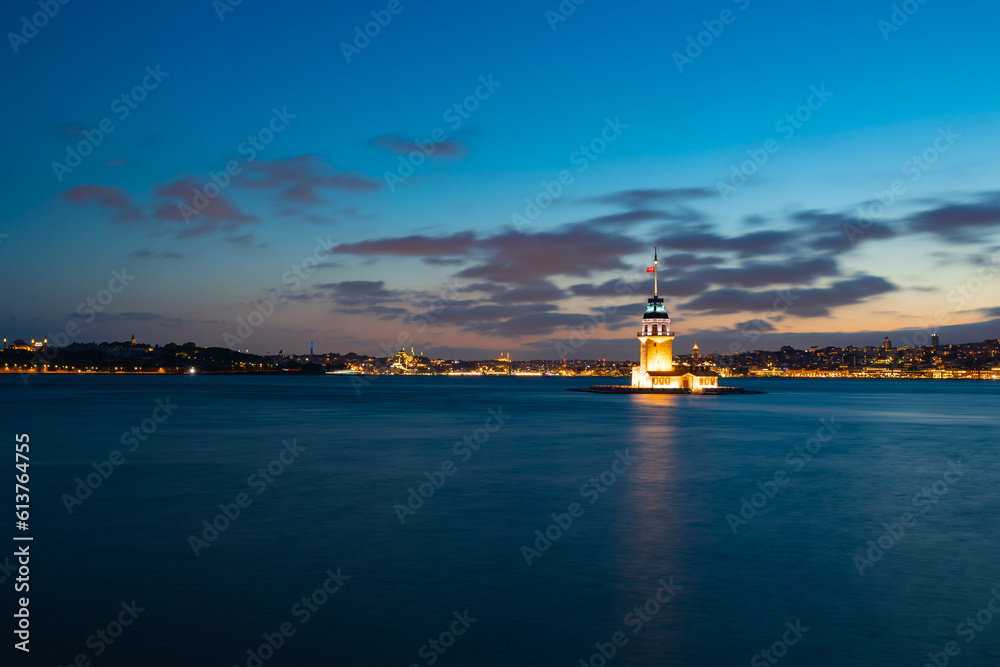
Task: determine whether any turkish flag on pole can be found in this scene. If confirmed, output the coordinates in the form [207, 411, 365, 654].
[646, 267, 655, 273]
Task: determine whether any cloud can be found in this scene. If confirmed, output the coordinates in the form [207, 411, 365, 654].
[489, 282, 565, 304]
[906, 191, 1000, 242]
[582, 187, 714, 209]
[581, 210, 675, 226]
[63, 185, 142, 222]
[224, 233, 267, 248]
[688, 257, 841, 289]
[55, 124, 85, 136]
[660, 253, 725, 268]
[334, 231, 478, 258]
[63, 185, 128, 210]
[736, 318, 776, 332]
[576, 187, 711, 229]
[239, 156, 381, 204]
[569, 277, 644, 298]
[319, 280, 396, 307]
[680, 275, 898, 317]
[64, 155, 381, 246]
[142, 177, 259, 239]
[131, 248, 183, 259]
[791, 208, 897, 253]
[374, 135, 469, 159]
[454, 225, 640, 286]
[335, 305, 410, 320]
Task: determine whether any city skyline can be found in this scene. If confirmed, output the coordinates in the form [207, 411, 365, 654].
[3, 0, 1000, 360]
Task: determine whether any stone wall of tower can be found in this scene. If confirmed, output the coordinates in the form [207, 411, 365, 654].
[644, 335, 674, 373]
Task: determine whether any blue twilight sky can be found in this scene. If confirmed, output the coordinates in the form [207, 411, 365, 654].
[2, 0, 999, 359]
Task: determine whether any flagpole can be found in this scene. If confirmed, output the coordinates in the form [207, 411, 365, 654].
[653, 247, 658, 297]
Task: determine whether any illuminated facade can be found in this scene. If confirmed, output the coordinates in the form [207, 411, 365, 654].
[630, 249, 719, 392]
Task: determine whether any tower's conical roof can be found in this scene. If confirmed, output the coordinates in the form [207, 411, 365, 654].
[643, 296, 669, 320]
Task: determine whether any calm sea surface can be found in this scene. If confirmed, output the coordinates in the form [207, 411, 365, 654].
[4, 374, 1000, 666]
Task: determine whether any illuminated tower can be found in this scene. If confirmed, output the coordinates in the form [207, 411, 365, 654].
[883, 336, 892, 351]
[692, 342, 700, 360]
[931, 332, 940, 347]
[631, 248, 675, 387]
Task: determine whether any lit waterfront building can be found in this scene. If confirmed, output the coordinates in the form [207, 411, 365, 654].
[630, 249, 719, 392]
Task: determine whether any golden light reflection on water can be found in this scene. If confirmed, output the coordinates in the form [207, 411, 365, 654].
[608, 394, 690, 658]
[622, 394, 683, 564]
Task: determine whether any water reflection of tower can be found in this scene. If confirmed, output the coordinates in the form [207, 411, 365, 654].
[616, 397, 685, 661]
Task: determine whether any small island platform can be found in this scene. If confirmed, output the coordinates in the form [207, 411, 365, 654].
[570, 385, 761, 395]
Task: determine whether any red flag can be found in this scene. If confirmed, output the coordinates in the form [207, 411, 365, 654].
[646, 266, 655, 273]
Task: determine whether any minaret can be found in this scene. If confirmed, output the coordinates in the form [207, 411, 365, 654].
[632, 248, 675, 388]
